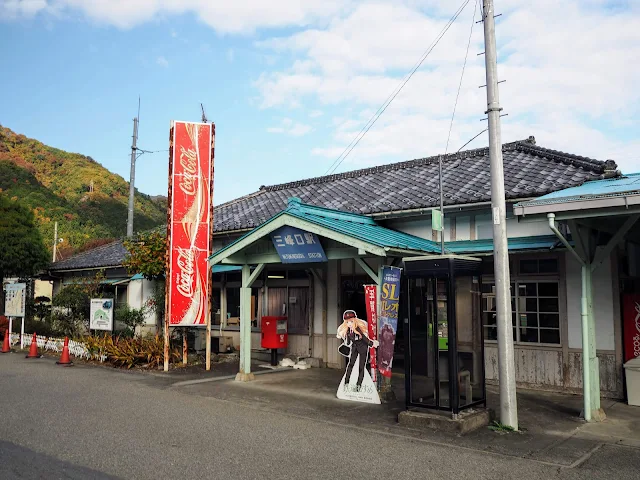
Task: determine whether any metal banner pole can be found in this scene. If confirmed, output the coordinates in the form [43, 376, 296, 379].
[20, 317, 25, 350]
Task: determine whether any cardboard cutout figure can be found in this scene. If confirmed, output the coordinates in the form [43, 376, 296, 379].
[336, 310, 381, 404]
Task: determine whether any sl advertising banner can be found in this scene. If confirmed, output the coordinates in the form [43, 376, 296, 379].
[364, 285, 378, 382]
[166, 121, 215, 326]
[623, 294, 640, 362]
[378, 266, 402, 378]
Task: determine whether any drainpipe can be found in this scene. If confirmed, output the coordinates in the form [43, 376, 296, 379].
[547, 213, 591, 422]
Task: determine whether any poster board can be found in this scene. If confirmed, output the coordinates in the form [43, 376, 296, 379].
[4, 283, 26, 317]
[90, 298, 114, 331]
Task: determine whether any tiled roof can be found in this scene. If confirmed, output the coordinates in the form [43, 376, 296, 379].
[214, 137, 618, 233]
[49, 241, 128, 271]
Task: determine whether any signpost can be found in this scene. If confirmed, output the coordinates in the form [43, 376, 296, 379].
[4, 283, 26, 349]
[164, 121, 215, 372]
[270, 226, 327, 263]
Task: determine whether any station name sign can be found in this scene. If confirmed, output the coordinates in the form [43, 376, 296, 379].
[270, 226, 327, 263]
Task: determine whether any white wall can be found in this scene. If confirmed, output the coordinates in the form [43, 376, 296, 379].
[456, 216, 471, 241]
[126, 278, 157, 326]
[565, 251, 615, 351]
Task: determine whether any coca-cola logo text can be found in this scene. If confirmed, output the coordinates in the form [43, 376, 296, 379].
[179, 146, 198, 196]
[176, 247, 195, 298]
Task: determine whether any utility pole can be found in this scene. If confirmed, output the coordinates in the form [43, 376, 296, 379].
[52, 221, 58, 262]
[482, 0, 518, 429]
[126, 116, 139, 237]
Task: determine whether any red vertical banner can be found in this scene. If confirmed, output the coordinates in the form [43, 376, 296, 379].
[166, 121, 214, 326]
[364, 285, 378, 382]
[623, 294, 640, 363]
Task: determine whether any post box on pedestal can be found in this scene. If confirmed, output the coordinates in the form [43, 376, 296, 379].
[261, 316, 287, 365]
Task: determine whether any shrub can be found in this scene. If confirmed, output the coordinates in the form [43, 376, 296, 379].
[115, 304, 148, 338]
[84, 334, 180, 369]
[0, 315, 8, 335]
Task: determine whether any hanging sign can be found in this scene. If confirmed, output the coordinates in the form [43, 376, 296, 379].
[4, 283, 26, 317]
[336, 310, 380, 404]
[166, 121, 215, 326]
[270, 226, 327, 263]
[364, 285, 378, 382]
[623, 294, 640, 363]
[90, 299, 114, 331]
[378, 266, 402, 378]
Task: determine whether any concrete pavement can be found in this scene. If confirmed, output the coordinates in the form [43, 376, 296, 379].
[1, 352, 639, 479]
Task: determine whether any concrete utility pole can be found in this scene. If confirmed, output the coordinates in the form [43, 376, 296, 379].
[482, 0, 518, 429]
[126, 116, 139, 237]
[52, 221, 58, 262]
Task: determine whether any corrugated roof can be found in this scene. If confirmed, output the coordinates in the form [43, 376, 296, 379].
[446, 235, 562, 254]
[214, 137, 618, 232]
[516, 172, 640, 207]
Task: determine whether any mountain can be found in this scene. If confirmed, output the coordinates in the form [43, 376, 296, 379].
[0, 125, 167, 256]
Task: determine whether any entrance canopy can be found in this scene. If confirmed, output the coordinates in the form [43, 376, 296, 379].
[209, 197, 441, 268]
[515, 172, 640, 421]
[208, 197, 444, 382]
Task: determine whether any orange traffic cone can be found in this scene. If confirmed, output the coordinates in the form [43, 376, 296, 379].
[56, 337, 73, 366]
[1, 330, 11, 353]
[25, 333, 41, 359]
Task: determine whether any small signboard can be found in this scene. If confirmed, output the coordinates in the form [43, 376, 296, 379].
[270, 226, 327, 263]
[90, 298, 114, 331]
[4, 283, 26, 317]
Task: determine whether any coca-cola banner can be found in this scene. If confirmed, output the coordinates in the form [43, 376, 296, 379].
[378, 266, 402, 378]
[623, 294, 640, 363]
[364, 285, 378, 383]
[167, 121, 214, 326]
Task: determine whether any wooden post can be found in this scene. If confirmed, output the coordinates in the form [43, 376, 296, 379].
[183, 328, 188, 365]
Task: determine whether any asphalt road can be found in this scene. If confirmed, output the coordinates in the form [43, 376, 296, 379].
[1, 354, 639, 480]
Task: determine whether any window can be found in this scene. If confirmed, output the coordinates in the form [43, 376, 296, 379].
[519, 258, 558, 275]
[482, 281, 560, 345]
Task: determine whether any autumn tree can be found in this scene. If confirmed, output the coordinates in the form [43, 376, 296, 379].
[0, 194, 49, 312]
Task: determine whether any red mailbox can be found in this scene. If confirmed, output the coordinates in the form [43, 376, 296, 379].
[261, 316, 288, 349]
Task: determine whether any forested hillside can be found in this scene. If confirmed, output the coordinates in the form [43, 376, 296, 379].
[0, 125, 166, 257]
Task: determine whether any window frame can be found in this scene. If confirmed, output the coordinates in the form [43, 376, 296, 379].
[482, 254, 563, 347]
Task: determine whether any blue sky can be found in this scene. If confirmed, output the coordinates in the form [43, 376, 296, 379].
[1, 0, 639, 205]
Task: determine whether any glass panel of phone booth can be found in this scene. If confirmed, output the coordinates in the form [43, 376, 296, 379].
[455, 275, 484, 408]
[408, 277, 437, 407]
[436, 279, 451, 408]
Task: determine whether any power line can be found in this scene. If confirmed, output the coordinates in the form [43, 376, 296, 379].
[444, 0, 478, 156]
[321, 0, 471, 178]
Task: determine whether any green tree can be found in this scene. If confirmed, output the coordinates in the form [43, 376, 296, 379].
[0, 194, 49, 312]
[123, 230, 167, 279]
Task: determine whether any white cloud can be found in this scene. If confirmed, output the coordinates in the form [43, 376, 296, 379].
[309, 110, 323, 118]
[255, 0, 640, 173]
[156, 56, 169, 68]
[0, 0, 350, 33]
[267, 118, 313, 137]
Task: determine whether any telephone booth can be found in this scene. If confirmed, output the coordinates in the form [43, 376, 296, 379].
[402, 255, 486, 415]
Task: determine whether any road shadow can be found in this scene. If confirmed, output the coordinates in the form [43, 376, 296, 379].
[0, 440, 122, 480]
